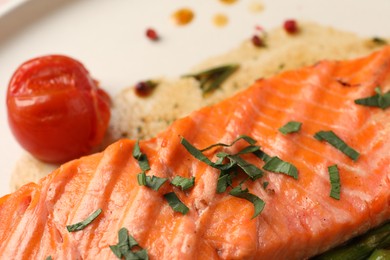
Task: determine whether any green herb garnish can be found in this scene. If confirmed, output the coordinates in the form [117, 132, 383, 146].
[216, 171, 233, 193]
[229, 185, 265, 218]
[225, 154, 264, 180]
[183, 64, 239, 94]
[200, 135, 257, 152]
[171, 176, 195, 191]
[137, 172, 167, 191]
[328, 165, 341, 200]
[314, 130, 360, 161]
[133, 140, 150, 172]
[110, 227, 148, 260]
[372, 37, 388, 45]
[164, 192, 189, 215]
[354, 87, 390, 110]
[262, 182, 269, 189]
[279, 121, 302, 135]
[66, 208, 102, 232]
[262, 156, 298, 179]
[45, 256, 53, 260]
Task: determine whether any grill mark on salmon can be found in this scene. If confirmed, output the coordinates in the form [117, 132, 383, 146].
[1, 47, 390, 259]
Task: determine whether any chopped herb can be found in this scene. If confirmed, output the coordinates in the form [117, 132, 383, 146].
[183, 64, 239, 94]
[254, 149, 272, 162]
[354, 87, 390, 110]
[226, 154, 263, 180]
[328, 165, 341, 200]
[171, 176, 195, 190]
[372, 37, 388, 45]
[45, 257, 53, 260]
[137, 172, 167, 191]
[200, 135, 257, 152]
[66, 208, 102, 232]
[314, 131, 360, 161]
[180, 137, 216, 168]
[262, 156, 298, 179]
[110, 227, 148, 260]
[164, 192, 189, 215]
[279, 121, 302, 135]
[229, 185, 265, 218]
[262, 181, 269, 189]
[133, 140, 150, 172]
[216, 171, 232, 193]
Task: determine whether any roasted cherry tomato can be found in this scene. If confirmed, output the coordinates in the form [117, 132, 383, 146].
[7, 55, 111, 163]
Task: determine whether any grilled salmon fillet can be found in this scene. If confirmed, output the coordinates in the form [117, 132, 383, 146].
[1, 46, 390, 259]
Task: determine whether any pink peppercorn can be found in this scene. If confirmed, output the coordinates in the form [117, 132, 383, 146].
[251, 35, 264, 47]
[146, 28, 159, 41]
[283, 19, 298, 34]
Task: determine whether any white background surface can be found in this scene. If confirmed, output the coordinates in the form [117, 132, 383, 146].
[1, 0, 390, 197]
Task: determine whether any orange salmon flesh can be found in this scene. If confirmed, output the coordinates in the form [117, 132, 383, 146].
[1, 47, 390, 259]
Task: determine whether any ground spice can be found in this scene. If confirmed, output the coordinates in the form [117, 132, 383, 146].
[171, 8, 194, 26]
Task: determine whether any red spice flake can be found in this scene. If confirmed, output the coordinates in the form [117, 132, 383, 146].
[251, 35, 265, 47]
[134, 81, 157, 97]
[145, 28, 159, 41]
[283, 19, 299, 34]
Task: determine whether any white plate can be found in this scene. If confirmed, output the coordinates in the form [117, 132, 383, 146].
[1, 0, 390, 197]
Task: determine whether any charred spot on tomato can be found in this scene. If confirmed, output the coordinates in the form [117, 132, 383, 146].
[145, 28, 159, 41]
[6, 55, 111, 163]
[134, 80, 158, 97]
[283, 19, 299, 34]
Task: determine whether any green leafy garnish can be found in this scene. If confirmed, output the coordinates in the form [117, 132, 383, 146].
[45, 256, 53, 260]
[262, 156, 298, 179]
[229, 185, 265, 218]
[66, 208, 102, 232]
[279, 121, 302, 135]
[171, 176, 195, 191]
[372, 37, 388, 45]
[110, 227, 148, 260]
[137, 172, 167, 191]
[328, 165, 341, 200]
[314, 130, 360, 161]
[183, 64, 239, 94]
[354, 87, 390, 110]
[262, 182, 269, 189]
[225, 154, 264, 180]
[200, 135, 257, 152]
[164, 192, 189, 215]
[133, 140, 150, 172]
[216, 171, 233, 193]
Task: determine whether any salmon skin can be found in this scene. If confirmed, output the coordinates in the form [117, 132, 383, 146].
[1, 47, 390, 260]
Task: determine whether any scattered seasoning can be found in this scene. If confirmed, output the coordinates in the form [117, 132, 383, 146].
[279, 121, 302, 135]
[171, 8, 194, 26]
[249, 1, 265, 13]
[354, 86, 390, 110]
[183, 64, 239, 95]
[145, 28, 159, 41]
[110, 227, 148, 260]
[171, 176, 195, 190]
[283, 19, 299, 34]
[134, 80, 158, 98]
[213, 13, 229, 27]
[164, 192, 190, 215]
[66, 208, 102, 232]
[229, 185, 265, 218]
[314, 131, 360, 161]
[133, 140, 151, 172]
[137, 172, 168, 191]
[219, 0, 238, 4]
[372, 37, 388, 45]
[262, 156, 298, 179]
[328, 165, 341, 200]
[251, 35, 265, 47]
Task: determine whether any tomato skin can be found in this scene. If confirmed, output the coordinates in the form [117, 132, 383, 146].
[7, 55, 111, 163]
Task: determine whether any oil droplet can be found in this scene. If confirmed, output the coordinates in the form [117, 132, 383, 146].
[171, 8, 195, 26]
[249, 1, 265, 13]
[213, 13, 229, 27]
[219, 0, 238, 5]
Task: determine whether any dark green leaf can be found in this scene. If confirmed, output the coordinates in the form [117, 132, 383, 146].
[253, 149, 271, 163]
[372, 37, 388, 45]
[262, 156, 298, 179]
[138, 173, 167, 191]
[354, 87, 390, 110]
[133, 140, 150, 172]
[171, 176, 195, 190]
[216, 171, 232, 193]
[110, 227, 148, 260]
[45, 257, 53, 260]
[328, 165, 341, 200]
[279, 121, 302, 135]
[314, 130, 360, 161]
[200, 135, 257, 152]
[236, 145, 261, 155]
[227, 154, 263, 180]
[229, 185, 265, 218]
[66, 208, 102, 232]
[180, 137, 216, 168]
[183, 64, 239, 94]
[262, 181, 269, 189]
[164, 192, 189, 215]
